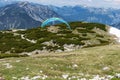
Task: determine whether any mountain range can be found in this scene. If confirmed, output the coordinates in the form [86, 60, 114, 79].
[0, 1, 120, 30]
[0, 1, 59, 30]
[50, 5, 120, 28]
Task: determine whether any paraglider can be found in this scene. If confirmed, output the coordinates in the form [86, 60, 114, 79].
[41, 17, 71, 30]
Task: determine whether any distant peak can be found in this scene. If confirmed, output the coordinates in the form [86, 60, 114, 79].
[18, 1, 29, 7]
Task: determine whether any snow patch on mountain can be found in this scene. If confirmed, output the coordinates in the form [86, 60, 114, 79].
[109, 27, 120, 42]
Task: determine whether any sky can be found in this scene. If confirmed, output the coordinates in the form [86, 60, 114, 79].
[19, 0, 120, 8]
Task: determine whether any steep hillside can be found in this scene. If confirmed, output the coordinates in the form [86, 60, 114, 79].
[0, 2, 59, 30]
[0, 44, 120, 80]
[0, 22, 115, 54]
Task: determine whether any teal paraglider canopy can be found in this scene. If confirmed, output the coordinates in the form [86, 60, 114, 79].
[41, 17, 71, 30]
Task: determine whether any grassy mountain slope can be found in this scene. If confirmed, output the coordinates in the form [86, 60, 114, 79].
[0, 44, 120, 80]
[0, 22, 115, 53]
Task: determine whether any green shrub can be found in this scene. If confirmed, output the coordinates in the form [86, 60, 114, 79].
[0, 54, 28, 59]
[0, 21, 112, 53]
[77, 29, 95, 33]
[96, 34, 104, 38]
[82, 33, 87, 36]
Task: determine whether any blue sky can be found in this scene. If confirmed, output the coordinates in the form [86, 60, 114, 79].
[19, 0, 120, 8]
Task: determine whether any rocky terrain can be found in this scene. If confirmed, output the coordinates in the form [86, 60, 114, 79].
[0, 44, 120, 80]
[0, 1, 120, 80]
[0, 21, 119, 80]
[0, 22, 116, 55]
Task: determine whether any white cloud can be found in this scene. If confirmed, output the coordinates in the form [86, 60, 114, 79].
[114, 0, 120, 3]
[19, 0, 120, 8]
[104, 0, 112, 1]
[88, 0, 92, 2]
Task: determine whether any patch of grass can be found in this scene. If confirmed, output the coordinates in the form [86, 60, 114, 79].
[0, 45, 120, 79]
[112, 78, 120, 80]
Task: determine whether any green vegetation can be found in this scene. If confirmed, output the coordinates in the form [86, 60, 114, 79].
[56, 22, 107, 31]
[0, 22, 119, 80]
[0, 32, 34, 53]
[0, 22, 115, 53]
[0, 54, 28, 59]
[0, 45, 120, 80]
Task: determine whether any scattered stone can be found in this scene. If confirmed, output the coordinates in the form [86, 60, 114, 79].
[79, 73, 84, 76]
[31, 76, 41, 80]
[89, 74, 115, 80]
[62, 74, 69, 79]
[72, 64, 78, 68]
[12, 77, 17, 80]
[16, 60, 21, 63]
[68, 77, 71, 80]
[115, 73, 120, 78]
[3, 63, 13, 69]
[40, 70, 43, 73]
[102, 67, 110, 71]
[93, 75, 100, 80]
[85, 74, 90, 77]
[55, 49, 63, 53]
[47, 26, 59, 33]
[71, 76, 76, 79]
[64, 44, 75, 51]
[80, 78, 87, 80]
[21, 76, 30, 80]
[50, 67, 54, 70]
[26, 68, 29, 70]
[106, 75, 114, 79]
[42, 40, 57, 47]
[42, 75, 48, 80]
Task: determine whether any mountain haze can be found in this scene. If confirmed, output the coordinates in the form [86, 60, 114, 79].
[0, 1, 120, 30]
[50, 5, 120, 29]
[0, 2, 59, 30]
